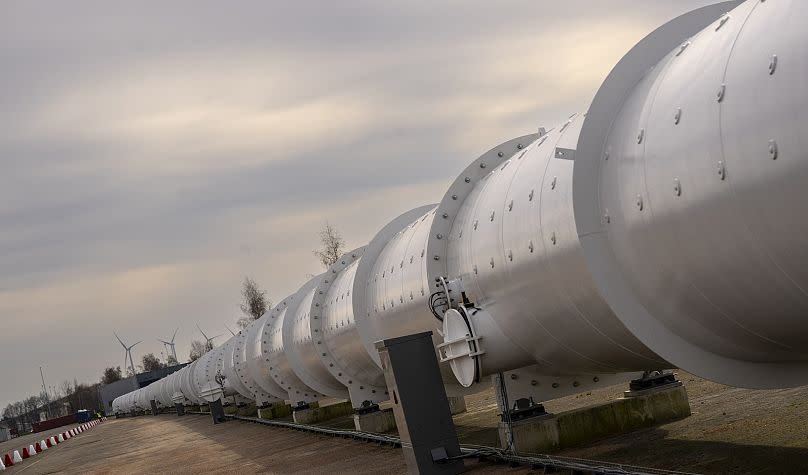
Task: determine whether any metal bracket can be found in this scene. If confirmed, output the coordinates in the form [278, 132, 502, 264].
[624, 370, 681, 397]
[507, 398, 547, 422]
[437, 335, 486, 362]
[554, 147, 576, 160]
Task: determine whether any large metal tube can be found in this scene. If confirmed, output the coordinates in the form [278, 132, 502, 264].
[438, 118, 666, 385]
[574, 0, 808, 388]
[245, 313, 287, 400]
[113, 0, 808, 416]
[283, 273, 350, 400]
[262, 286, 328, 405]
[222, 337, 253, 400]
[316, 253, 389, 406]
[232, 320, 279, 406]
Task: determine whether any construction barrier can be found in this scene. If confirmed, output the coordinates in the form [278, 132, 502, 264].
[0, 418, 106, 470]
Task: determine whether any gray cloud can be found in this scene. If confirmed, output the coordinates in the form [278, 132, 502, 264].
[0, 0, 719, 407]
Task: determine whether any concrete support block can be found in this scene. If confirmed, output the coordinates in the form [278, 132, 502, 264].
[258, 403, 292, 420]
[292, 400, 354, 425]
[241, 403, 258, 417]
[498, 384, 691, 453]
[447, 396, 467, 415]
[353, 409, 397, 433]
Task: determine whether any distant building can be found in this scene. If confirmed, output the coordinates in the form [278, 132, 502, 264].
[99, 363, 187, 414]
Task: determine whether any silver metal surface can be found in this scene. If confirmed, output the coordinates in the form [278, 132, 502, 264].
[311, 248, 390, 407]
[283, 273, 349, 399]
[246, 312, 287, 400]
[443, 121, 666, 383]
[233, 319, 279, 406]
[496, 365, 641, 405]
[113, 0, 808, 416]
[264, 285, 325, 404]
[355, 205, 480, 395]
[222, 334, 253, 400]
[575, 0, 808, 388]
[353, 205, 439, 367]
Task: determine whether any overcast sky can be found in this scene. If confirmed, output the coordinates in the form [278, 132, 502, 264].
[0, 1, 721, 408]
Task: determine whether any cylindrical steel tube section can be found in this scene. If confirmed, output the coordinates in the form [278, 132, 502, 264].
[574, 0, 808, 388]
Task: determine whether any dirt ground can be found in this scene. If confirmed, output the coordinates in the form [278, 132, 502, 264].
[456, 372, 808, 474]
[554, 373, 808, 474]
[3, 373, 807, 474]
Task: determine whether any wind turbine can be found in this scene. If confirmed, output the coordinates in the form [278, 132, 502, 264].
[114, 332, 142, 376]
[196, 323, 222, 350]
[157, 327, 179, 363]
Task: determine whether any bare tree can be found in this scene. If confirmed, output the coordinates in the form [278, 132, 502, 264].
[189, 340, 208, 361]
[60, 380, 74, 398]
[238, 277, 270, 329]
[313, 222, 345, 269]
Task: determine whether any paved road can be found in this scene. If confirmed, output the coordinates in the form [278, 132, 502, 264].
[5, 372, 807, 474]
[0, 415, 530, 474]
[0, 422, 85, 465]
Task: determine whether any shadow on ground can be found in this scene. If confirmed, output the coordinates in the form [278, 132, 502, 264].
[550, 427, 808, 474]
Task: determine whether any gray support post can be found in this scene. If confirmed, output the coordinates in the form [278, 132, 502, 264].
[149, 400, 159, 416]
[375, 332, 464, 475]
[209, 400, 226, 424]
